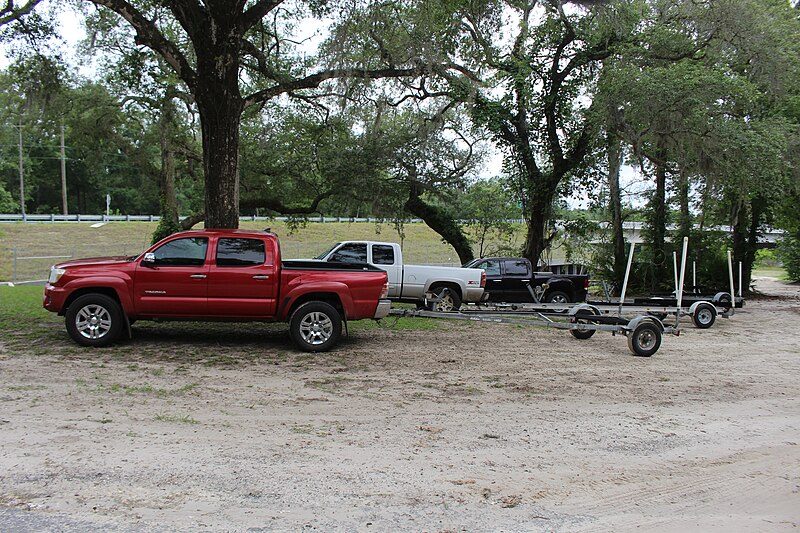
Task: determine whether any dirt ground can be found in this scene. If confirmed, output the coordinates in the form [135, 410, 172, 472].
[1, 278, 799, 532]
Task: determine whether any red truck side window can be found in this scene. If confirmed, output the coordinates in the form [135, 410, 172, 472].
[216, 238, 266, 267]
[152, 237, 208, 266]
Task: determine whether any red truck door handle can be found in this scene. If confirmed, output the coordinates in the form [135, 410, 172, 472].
[252, 275, 270, 280]
[190, 274, 207, 279]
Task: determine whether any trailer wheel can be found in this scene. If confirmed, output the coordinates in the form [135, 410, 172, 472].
[715, 293, 733, 311]
[426, 287, 462, 312]
[570, 309, 599, 340]
[692, 303, 716, 329]
[570, 325, 596, 340]
[627, 322, 661, 357]
[65, 293, 124, 347]
[289, 301, 342, 352]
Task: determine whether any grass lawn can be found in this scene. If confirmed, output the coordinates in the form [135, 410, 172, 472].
[752, 267, 789, 279]
[0, 220, 533, 282]
[0, 285, 444, 360]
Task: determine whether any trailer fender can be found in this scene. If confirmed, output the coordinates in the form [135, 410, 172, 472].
[625, 315, 664, 334]
[712, 292, 732, 305]
[568, 303, 600, 317]
[688, 300, 714, 315]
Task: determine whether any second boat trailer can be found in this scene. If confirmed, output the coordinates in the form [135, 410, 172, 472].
[385, 237, 731, 357]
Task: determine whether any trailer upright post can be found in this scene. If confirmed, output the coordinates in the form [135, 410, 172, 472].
[728, 251, 735, 308]
[618, 242, 636, 317]
[675, 237, 689, 328]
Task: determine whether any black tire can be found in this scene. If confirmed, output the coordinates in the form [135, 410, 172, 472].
[627, 322, 662, 357]
[692, 303, 716, 329]
[65, 293, 124, 347]
[546, 291, 570, 304]
[715, 293, 733, 311]
[289, 301, 342, 352]
[426, 287, 462, 312]
[570, 326, 596, 340]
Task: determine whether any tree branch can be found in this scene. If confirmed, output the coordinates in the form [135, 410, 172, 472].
[0, 0, 42, 26]
[243, 66, 425, 109]
[241, 0, 285, 32]
[240, 190, 336, 214]
[87, 0, 197, 89]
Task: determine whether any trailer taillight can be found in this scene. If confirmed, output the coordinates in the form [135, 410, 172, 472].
[481, 271, 486, 288]
[584, 277, 589, 289]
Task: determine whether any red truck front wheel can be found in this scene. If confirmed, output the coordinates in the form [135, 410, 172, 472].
[289, 301, 342, 352]
[65, 293, 124, 347]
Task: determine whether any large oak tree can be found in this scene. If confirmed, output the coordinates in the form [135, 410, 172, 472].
[84, 0, 427, 228]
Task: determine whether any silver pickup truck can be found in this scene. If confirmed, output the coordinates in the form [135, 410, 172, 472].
[314, 241, 485, 311]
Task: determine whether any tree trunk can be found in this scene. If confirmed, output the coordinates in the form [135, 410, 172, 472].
[607, 133, 626, 286]
[731, 197, 748, 294]
[522, 186, 556, 269]
[677, 166, 691, 239]
[196, 91, 243, 229]
[405, 184, 474, 264]
[152, 97, 181, 243]
[646, 146, 669, 292]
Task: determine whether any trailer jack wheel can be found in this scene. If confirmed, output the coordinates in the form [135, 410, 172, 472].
[627, 322, 662, 357]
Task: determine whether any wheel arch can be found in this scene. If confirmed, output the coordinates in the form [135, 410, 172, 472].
[426, 281, 463, 300]
[286, 292, 345, 321]
[62, 287, 123, 315]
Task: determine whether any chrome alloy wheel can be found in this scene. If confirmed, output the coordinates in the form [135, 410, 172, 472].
[74, 304, 113, 340]
[433, 293, 455, 313]
[298, 311, 334, 346]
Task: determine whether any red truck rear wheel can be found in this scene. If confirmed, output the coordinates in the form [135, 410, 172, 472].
[289, 301, 342, 352]
[65, 293, 124, 347]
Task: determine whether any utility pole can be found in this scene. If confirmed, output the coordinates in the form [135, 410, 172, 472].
[18, 119, 25, 218]
[60, 125, 68, 215]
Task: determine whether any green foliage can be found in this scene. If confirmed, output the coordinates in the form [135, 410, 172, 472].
[0, 182, 16, 212]
[777, 235, 800, 282]
[456, 178, 520, 257]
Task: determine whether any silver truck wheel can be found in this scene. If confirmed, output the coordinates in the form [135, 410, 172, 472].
[426, 287, 461, 312]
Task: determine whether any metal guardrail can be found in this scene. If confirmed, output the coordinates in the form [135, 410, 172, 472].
[0, 213, 530, 224]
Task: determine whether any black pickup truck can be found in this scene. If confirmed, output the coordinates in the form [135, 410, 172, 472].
[463, 257, 589, 304]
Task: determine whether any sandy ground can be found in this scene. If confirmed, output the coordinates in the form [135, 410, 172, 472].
[1, 278, 799, 532]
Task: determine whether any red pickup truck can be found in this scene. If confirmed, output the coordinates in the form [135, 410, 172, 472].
[43, 229, 391, 351]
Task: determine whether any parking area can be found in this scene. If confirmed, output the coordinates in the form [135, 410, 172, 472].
[0, 278, 798, 531]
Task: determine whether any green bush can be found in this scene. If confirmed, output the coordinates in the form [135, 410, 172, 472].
[777, 235, 800, 282]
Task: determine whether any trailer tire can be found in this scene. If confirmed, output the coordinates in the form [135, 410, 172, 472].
[289, 301, 342, 352]
[426, 287, 462, 312]
[570, 326, 596, 340]
[627, 322, 661, 357]
[570, 308, 599, 340]
[691, 302, 716, 329]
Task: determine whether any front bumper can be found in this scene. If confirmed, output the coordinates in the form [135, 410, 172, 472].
[43, 284, 68, 313]
[373, 299, 392, 319]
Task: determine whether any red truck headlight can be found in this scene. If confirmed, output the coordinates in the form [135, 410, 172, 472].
[380, 281, 389, 299]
